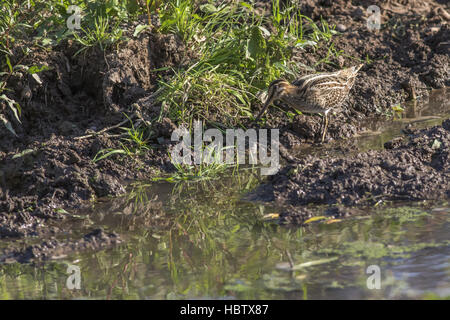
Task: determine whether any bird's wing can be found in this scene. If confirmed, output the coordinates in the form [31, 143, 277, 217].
[303, 87, 327, 108]
[292, 74, 321, 92]
[309, 85, 348, 109]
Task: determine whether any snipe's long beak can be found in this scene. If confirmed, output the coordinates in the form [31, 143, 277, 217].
[255, 99, 271, 121]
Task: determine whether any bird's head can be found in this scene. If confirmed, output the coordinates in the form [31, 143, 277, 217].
[255, 79, 291, 121]
[339, 63, 364, 78]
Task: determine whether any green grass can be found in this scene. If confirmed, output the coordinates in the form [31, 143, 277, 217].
[93, 114, 152, 163]
[154, 144, 239, 182]
[156, 0, 340, 128]
[73, 15, 124, 56]
[0, 0, 340, 176]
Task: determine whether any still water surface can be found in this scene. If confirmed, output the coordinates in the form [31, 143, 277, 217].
[0, 90, 448, 299]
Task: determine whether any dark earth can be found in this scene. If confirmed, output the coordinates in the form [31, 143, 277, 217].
[0, 0, 449, 262]
[254, 119, 450, 225]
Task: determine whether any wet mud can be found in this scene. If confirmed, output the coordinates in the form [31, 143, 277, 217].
[255, 119, 449, 212]
[0, 1, 449, 262]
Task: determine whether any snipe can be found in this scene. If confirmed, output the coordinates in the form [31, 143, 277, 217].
[255, 64, 363, 142]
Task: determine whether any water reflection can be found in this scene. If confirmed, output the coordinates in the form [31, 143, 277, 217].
[0, 174, 448, 299]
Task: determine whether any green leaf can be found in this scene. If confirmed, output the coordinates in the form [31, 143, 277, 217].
[41, 38, 53, 46]
[0, 114, 17, 137]
[239, 2, 253, 10]
[5, 56, 12, 73]
[231, 224, 240, 233]
[199, 4, 217, 13]
[28, 65, 49, 74]
[391, 104, 404, 112]
[133, 24, 149, 37]
[230, 90, 246, 105]
[304, 216, 327, 224]
[247, 26, 266, 60]
[12, 149, 34, 159]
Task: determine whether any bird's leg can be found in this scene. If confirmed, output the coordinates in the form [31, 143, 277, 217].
[321, 113, 329, 143]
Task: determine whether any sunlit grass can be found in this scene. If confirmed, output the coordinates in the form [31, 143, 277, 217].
[156, 0, 340, 128]
[73, 16, 124, 56]
[93, 114, 152, 163]
[0, 0, 340, 143]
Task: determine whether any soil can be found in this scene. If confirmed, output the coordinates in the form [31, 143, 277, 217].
[0, 17, 186, 260]
[254, 119, 449, 216]
[0, 1, 449, 262]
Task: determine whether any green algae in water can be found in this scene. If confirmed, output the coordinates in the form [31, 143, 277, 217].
[1, 170, 449, 299]
[317, 206, 448, 262]
[318, 240, 450, 260]
[375, 206, 430, 223]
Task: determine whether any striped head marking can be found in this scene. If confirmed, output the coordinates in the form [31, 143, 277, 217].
[266, 79, 290, 104]
[255, 79, 290, 121]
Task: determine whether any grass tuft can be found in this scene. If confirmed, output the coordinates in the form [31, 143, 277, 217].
[156, 0, 340, 128]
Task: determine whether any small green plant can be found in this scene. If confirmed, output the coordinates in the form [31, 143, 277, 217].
[93, 115, 151, 163]
[156, 0, 339, 128]
[74, 16, 124, 55]
[168, 160, 230, 182]
[155, 145, 237, 182]
[159, 0, 201, 42]
[391, 103, 404, 119]
[158, 65, 256, 127]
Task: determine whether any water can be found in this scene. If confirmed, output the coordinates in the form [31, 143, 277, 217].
[0, 89, 449, 300]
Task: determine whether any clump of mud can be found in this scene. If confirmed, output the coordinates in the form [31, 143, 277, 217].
[255, 119, 450, 208]
[0, 24, 189, 258]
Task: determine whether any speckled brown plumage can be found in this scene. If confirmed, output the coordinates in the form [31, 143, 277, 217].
[256, 64, 363, 142]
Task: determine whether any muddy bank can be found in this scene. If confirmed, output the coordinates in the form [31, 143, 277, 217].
[254, 119, 449, 215]
[259, 0, 449, 142]
[0, 1, 449, 262]
[0, 228, 121, 264]
[0, 18, 185, 258]
[0, 22, 182, 234]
